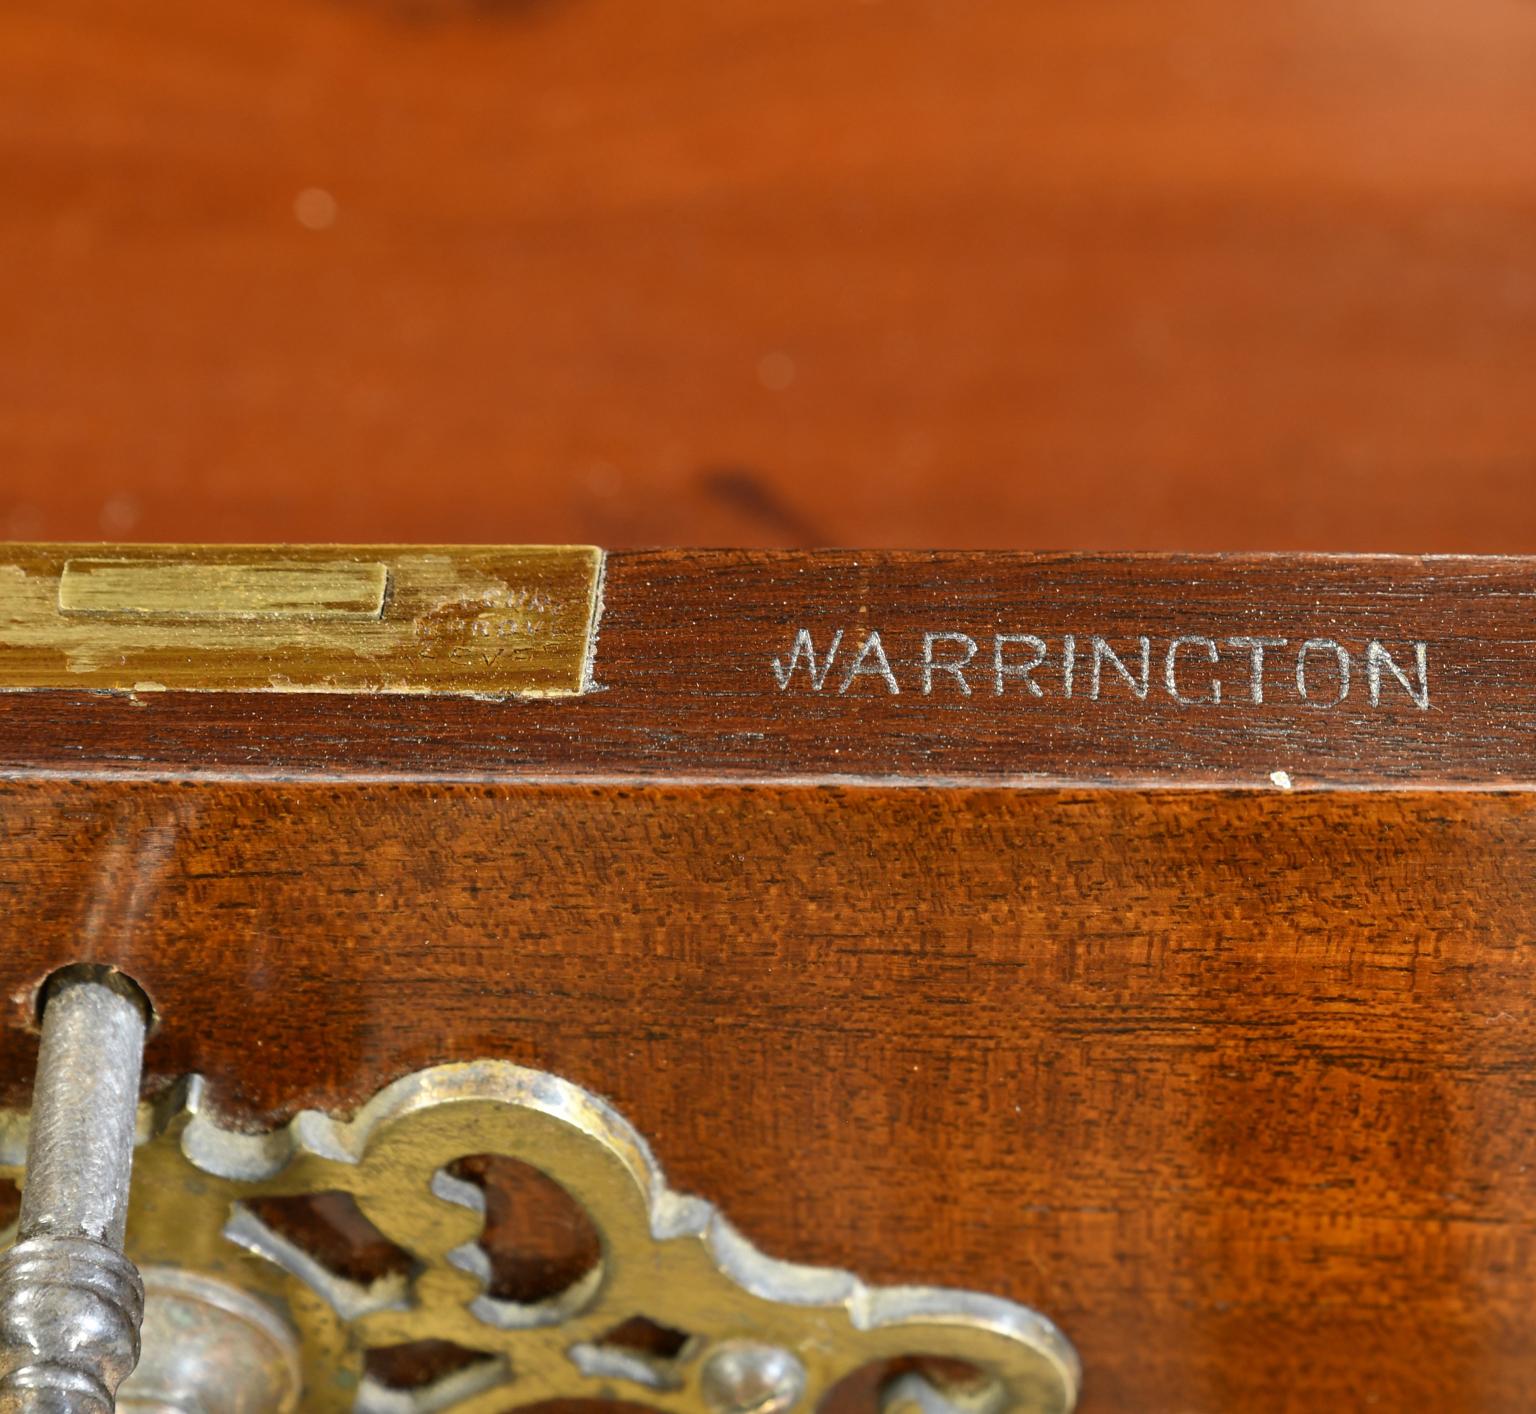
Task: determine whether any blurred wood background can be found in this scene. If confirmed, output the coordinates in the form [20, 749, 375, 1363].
[2, 0, 1535, 549]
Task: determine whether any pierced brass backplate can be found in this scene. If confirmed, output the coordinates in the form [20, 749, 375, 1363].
[0, 1063, 1079, 1414]
[0, 544, 602, 694]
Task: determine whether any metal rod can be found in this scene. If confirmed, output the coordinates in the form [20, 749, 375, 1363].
[0, 972, 150, 1413]
[19, 978, 146, 1250]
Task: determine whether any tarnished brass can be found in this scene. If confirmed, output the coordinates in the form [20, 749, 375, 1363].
[0, 544, 602, 695]
[0, 1062, 1079, 1414]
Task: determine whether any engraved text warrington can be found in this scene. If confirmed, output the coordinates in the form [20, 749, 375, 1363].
[770, 631, 1431, 709]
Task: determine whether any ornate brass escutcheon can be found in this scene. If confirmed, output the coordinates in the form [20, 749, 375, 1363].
[0, 1061, 1080, 1414]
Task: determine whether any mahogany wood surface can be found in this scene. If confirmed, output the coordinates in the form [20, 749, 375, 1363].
[0, 781, 1532, 1412]
[0, 551, 1530, 1410]
[0, 550, 1526, 787]
[4, 0, 1536, 551]
[7, 3, 1536, 1401]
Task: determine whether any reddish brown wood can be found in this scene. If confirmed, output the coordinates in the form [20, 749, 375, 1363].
[0, 779, 1533, 1411]
[9, 0, 1536, 1398]
[0, 551, 1527, 787]
[3, 1, 1536, 551]
[0, 549, 1529, 1408]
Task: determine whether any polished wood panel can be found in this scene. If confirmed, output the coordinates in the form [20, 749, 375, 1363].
[0, 549, 1527, 1410]
[3, 1, 1536, 550]
[0, 780, 1532, 1411]
[0, 550, 1526, 786]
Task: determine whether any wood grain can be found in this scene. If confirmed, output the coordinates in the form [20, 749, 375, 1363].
[3, 0, 1536, 550]
[0, 547, 1528, 1409]
[0, 779, 1533, 1411]
[0, 550, 1529, 787]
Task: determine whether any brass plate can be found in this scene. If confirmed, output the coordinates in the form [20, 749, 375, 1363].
[0, 544, 603, 695]
[58, 558, 392, 621]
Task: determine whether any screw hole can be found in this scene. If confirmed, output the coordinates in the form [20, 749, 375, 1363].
[34, 963, 156, 1034]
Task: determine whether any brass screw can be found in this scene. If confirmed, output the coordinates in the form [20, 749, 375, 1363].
[700, 1341, 807, 1414]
